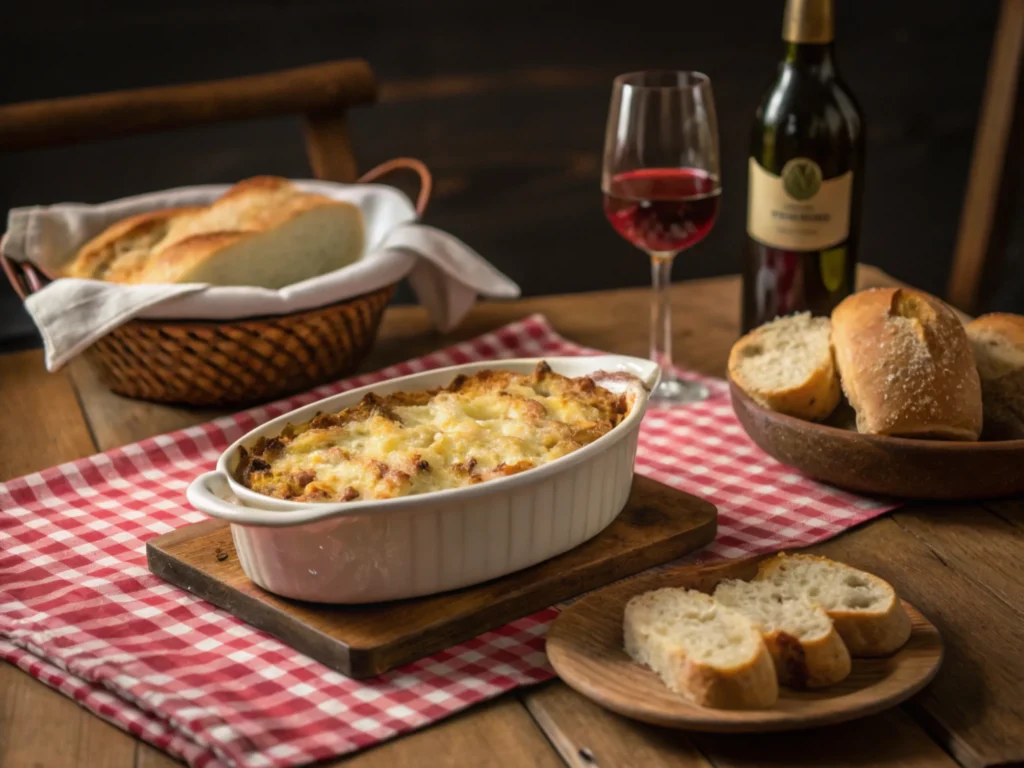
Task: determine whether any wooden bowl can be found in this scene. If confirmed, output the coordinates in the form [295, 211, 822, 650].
[728, 380, 1024, 500]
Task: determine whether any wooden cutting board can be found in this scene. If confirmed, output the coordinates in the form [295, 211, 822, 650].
[146, 475, 716, 679]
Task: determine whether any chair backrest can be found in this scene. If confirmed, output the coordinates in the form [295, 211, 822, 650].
[0, 59, 377, 183]
[946, 0, 1024, 313]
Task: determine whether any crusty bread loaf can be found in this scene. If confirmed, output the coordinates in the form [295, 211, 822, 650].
[728, 312, 841, 421]
[830, 287, 982, 440]
[623, 587, 778, 708]
[713, 579, 851, 688]
[965, 313, 1024, 440]
[63, 176, 365, 288]
[754, 553, 912, 657]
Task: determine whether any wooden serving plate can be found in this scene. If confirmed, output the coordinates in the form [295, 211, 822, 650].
[729, 380, 1024, 499]
[546, 554, 943, 733]
[148, 475, 716, 679]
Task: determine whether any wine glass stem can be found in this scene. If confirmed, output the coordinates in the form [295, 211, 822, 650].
[649, 251, 677, 382]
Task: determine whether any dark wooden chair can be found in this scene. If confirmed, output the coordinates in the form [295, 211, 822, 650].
[0, 59, 377, 182]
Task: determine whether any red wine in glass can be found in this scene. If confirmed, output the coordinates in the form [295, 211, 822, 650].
[603, 168, 721, 253]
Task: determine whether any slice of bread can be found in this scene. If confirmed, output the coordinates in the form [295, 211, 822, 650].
[965, 313, 1024, 440]
[754, 553, 911, 656]
[728, 312, 841, 421]
[623, 587, 778, 709]
[713, 579, 851, 688]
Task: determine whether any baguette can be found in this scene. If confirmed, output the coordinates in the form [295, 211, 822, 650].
[830, 287, 982, 440]
[728, 312, 841, 421]
[754, 553, 911, 656]
[965, 313, 1024, 440]
[63, 176, 365, 289]
[713, 579, 851, 688]
[623, 587, 778, 708]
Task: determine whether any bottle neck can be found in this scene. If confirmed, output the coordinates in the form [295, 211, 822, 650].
[784, 42, 837, 80]
[782, 0, 834, 44]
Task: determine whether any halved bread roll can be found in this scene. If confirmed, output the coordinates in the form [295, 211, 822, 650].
[713, 579, 851, 688]
[728, 312, 840, 421]
[754, 553, 911, 656]
[623, 587, 778, 709]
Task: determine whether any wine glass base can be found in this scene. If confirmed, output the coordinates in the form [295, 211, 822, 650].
[650, 376, 710, 405]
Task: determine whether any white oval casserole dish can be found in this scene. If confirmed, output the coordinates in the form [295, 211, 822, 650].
[186, 355, 659, 603]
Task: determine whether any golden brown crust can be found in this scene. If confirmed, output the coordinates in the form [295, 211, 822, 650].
[679, 641, 779, 709]
[236, 362, 631, 503]
[967, 312, 1024, 347]
[831, 287, 983, 440]
[827, 605, 912, 658]
[63, 207, 201, 280]
[134, 232, 252, 284]
[765, 625, 851, 689]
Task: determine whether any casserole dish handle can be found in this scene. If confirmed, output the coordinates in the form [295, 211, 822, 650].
[187, 471, 268, 523]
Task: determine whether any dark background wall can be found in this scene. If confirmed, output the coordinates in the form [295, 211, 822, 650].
[1, 0, 1017, 353]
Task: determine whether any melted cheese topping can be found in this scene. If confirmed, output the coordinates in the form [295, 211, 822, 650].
[237, 363, 630, 503]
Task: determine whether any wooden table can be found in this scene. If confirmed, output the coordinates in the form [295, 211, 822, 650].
[2, 266, 1021, 768]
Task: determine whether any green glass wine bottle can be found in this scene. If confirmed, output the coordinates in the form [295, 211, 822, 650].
[742, 0, 865, 333]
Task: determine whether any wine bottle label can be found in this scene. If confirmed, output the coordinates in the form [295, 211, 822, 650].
[747, 157, 852, 250]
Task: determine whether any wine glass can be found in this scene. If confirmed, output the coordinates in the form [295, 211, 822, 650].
[602, 71, 721, 404]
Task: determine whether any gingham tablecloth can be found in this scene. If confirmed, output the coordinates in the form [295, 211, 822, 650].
[0, 315, 897, 767]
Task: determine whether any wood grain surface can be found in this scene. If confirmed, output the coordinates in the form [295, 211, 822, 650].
[688, 708, 963, 768]
[810, 515, 1024, 768]
[146, 476, 717, 678]
[546, 556, 943, 732]
[3, 268, 1023, 767]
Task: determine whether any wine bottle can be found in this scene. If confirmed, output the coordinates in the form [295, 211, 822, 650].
[742, 0, 864, 333]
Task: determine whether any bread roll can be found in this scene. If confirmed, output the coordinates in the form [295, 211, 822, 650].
[965, 313, 1024, 439]
[728, 312, 840, 421]
[830, 287, 982, 440]
[63, 176, 365, 289]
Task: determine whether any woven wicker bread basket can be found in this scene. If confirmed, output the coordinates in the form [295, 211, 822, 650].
[1, 158, 432, 407]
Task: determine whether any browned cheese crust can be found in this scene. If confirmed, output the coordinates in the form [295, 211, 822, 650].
[236, 362, 631, 503]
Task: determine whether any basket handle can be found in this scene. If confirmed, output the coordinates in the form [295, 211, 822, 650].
[357, 157, 433, 217]
[0, 233, 52, 300]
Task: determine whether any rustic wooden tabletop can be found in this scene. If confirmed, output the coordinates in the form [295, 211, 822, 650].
[1, 266, 1021, 768]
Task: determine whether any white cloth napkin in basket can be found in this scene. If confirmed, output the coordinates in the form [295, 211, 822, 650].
[3, 180, 521, 370]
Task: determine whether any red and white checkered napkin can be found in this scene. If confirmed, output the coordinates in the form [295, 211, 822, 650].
[0, 315, 897, 767]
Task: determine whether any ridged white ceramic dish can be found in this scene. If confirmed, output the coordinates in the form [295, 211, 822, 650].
[186, 355, 659, 603]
